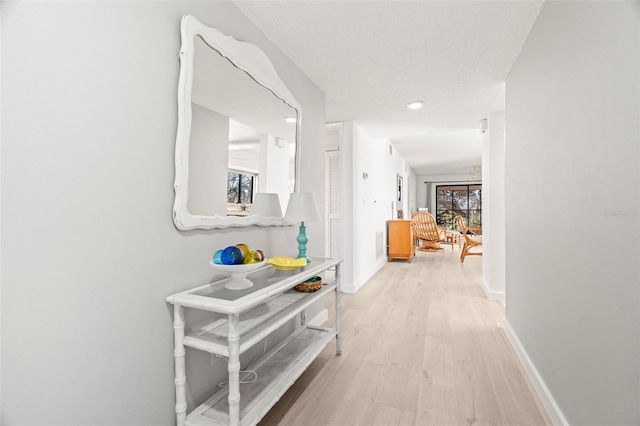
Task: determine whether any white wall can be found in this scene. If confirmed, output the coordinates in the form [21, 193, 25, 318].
[258, 134, 291, 210]
[352, 125, 385, 291]
[0, 2, 3, 415]
[407, 169, 418, 216]
[333, 122, 354, 287]
[505, 2, 639, 424]
[1, 2, 325, 424]
[481, 111, 505, 303]
[189, 104, 229, 215]
[334, 122, 409, 293]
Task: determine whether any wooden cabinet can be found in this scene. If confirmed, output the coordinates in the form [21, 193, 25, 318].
[166, 258, 343, 426]
[387, 219, 415, 262]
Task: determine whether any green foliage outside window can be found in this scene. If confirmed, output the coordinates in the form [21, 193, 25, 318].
[227, 172, 255, 204]
[436, 185, 482, 230]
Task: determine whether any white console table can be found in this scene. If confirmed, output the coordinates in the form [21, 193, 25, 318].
[166, 257, 343, 426]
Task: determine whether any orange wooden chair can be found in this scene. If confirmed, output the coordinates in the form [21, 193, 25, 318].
[411, 211, 444, 252]
[455, 215, 482, 262]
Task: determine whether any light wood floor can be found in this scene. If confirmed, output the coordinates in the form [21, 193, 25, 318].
[259, 247, 552, 426]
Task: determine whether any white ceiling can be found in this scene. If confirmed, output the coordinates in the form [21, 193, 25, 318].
[235, 0, 543, 176]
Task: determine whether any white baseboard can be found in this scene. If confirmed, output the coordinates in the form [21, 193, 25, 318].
[341, 283, 357, 294]
[503, 319, 569, 426]
[308, 308, 328, 327]
[344, 257, 387, 294]
[481, 278, 505, 305]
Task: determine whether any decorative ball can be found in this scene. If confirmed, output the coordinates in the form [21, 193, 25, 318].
[236, 243, 252, 263]
[245, 250, 262, 264]
[221, 246, 244, 265]
[212, 244, 266, 265]
[212, 249, 224, 265]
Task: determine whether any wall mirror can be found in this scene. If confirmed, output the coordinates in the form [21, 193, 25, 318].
[173, 14, 300, 230]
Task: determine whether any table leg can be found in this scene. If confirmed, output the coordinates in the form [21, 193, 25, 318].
[335, 263, 342, 356]
[173, 305, 187, 426]
[228, 313, 241, 426]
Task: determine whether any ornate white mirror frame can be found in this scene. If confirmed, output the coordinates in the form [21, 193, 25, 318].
[173, 14, 300, 230]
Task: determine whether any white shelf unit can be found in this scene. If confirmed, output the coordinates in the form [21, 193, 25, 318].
[166, 257, 343, 426]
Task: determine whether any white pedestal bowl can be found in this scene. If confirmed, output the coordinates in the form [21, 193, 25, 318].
[209, 260, 267, 290]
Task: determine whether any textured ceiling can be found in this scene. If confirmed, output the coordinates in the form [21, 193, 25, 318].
[235, 0, 543, 175]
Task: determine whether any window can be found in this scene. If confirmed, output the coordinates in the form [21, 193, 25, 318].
[227, 171, 255, 205]
[436, 184, 482, 229]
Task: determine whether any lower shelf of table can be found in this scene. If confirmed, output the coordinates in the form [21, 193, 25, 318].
[184, 283, 337, 357]
[186, 326, 337, 426]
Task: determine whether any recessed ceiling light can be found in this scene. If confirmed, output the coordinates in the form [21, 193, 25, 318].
[407, 101, 425, 110]
[284, 116, 297, 123]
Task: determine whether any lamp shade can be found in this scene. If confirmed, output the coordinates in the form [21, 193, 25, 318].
[284, 192, 321, 222]
[250, 193, 283, 217]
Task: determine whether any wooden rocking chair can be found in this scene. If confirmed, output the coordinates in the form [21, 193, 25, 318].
[411, 212, 444, 252]
[455, 215, 482, 262]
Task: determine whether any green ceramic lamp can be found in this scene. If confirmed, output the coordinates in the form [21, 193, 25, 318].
[284, 192, 321, 263]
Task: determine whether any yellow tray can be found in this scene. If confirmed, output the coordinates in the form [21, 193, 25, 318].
[267, 256, 307, 271]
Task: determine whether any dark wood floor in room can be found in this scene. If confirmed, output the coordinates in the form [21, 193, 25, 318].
[259, 247, 551, 426]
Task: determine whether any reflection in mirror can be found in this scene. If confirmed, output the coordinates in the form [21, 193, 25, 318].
[173, 15, 300, 230]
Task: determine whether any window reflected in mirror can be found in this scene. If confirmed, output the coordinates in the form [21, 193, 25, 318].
[226, 171, 255, 217]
